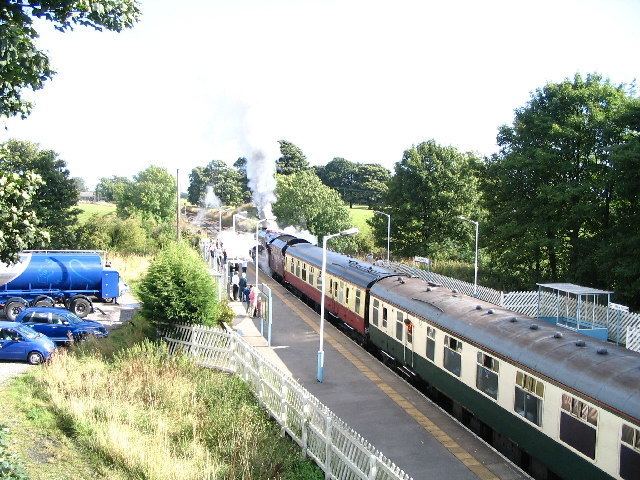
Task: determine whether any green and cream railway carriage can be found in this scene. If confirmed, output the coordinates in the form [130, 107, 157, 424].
[369, 276, 640, 480]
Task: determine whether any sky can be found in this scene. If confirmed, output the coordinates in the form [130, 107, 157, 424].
[1, 0, 639, 189]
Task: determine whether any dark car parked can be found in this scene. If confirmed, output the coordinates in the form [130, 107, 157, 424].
[14, 307, 108, 344]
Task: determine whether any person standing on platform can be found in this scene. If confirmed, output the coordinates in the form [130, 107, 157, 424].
[241, 259, 248, 273]
[243, 284, 251, 311]
[239, 272, 247, 298]
[248, 285, 257, 316]
[231, 271, 240, 300]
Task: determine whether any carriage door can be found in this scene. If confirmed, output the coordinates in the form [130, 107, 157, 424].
[405, 316, 414, 368]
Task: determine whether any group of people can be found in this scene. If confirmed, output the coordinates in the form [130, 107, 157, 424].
[230, 271, 262, 317]
[208, 240, 227, 269]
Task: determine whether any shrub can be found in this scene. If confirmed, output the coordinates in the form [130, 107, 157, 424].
[0, 425, 28, 480]
[137, 242, 220, 326]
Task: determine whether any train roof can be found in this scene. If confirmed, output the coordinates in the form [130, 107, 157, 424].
[287, 243, 400, 289]
[269, 234, 310, 251]
[371, 276, 640, 424]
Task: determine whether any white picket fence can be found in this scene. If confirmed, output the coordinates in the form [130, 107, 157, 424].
[387, 262, 640, 346]
[162, 323, 413, 480]
[627, 327, 640, 353]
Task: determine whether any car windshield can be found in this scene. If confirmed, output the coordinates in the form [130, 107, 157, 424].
[15, 325, 38, 340]
[63, 313, 82, 324]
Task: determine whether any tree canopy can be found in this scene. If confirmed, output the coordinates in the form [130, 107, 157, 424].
[0, 160, 46, 263]
[117, 165, 176, 221]
[96, 175, 130, 202]
[371, 140, 481, 259]
[0, 0, 140, 119]
[483, 73, 635, 290]
[276, 140, 309, 175]
[272, 170, 352, 241]
[0, 139, 80, 249]
[187, 160, 247, 207]
[316, 158, 391, 208]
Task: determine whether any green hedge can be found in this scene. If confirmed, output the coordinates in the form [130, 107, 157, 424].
[137, 242, 231, 326]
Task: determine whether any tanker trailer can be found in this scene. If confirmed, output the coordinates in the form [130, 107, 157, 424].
[0, 250, 125, 321]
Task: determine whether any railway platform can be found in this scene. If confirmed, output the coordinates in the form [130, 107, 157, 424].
[230, 265, 530, 480]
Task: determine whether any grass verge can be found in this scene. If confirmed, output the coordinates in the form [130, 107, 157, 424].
[77, 202, 117, 223]
[0, 316, 322, 480]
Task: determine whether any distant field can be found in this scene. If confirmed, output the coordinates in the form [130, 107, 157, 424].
[77, 202, 116, 222]
[349, 206, 374, 237]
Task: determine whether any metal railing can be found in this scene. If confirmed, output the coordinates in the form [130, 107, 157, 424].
[163, 323, 412, 480]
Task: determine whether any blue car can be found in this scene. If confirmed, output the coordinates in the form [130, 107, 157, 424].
[14, 307, 109, 344]
[0, 322, 56, 364]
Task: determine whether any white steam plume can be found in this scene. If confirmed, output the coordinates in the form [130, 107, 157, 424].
[246, 150, 276, 220]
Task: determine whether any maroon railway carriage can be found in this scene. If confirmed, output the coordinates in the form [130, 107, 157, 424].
[282, 242, 398, 335]
[258, 230, 310, 281]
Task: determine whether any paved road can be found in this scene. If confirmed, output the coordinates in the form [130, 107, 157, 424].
[244, 264, 529, 480]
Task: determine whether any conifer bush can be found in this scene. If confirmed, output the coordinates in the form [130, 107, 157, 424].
[137, 242, 223, 326]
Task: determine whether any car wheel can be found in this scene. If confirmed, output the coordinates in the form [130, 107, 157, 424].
[70, 297, 91, 318]
[4, 298, 27, 321]
[27, 351, 44, 365]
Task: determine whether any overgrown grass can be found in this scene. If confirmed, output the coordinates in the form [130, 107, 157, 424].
[108, 253, 151, 285]
[0, 317, 322, 480]
[349, 206, 373, 237]
[77, 202, 116, 222]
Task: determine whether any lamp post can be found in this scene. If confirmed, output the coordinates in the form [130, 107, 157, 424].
[317, 227, 359, 383]
[255, 217, 276, 286]
[373, 211, 391, 263]
[458, 216, 479, 296]
[218, 207, 232, 232]
[232, 211, 248, 234]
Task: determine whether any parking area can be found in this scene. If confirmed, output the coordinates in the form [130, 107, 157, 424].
[0, 292, 139, 385]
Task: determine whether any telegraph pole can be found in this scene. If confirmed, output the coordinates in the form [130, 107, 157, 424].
[176, 168, 180, 241]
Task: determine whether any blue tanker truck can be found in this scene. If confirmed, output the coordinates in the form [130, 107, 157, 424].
[0, 250, 126, 321]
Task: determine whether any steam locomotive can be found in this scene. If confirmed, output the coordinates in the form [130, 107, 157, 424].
[258, 229, 640, 480]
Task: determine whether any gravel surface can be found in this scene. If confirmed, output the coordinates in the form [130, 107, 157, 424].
[0, 292, 140, 386]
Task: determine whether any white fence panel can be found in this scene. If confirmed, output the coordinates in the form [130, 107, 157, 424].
[627, 327, 640, 353]
[163, 324, 412, 480]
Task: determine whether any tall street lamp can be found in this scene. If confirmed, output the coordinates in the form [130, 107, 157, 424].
[232, 211, 248, 234]
[373, 211, 391, 263]
[458, 216, 479, 296]
[317, 227, 359, 383]
[255, 217, 276, 287]
[218, 207, 232, 232]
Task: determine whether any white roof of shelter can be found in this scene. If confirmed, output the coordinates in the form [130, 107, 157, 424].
[536, 283, 613, 295]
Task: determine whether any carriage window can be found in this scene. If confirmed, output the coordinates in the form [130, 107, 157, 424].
[296, 261, 301, 277]
[620, 424, 640, 480]
[443, 335, 462, 376]
[290, 257, 294, 273]
[476, 352, 499, 400]
[406, 319, 412, 344]
[395, 311, 404, 340]
[309, 267, 314, 286]
[302, 263, 307, 282]
[560, 394, 597, 459]
[382, 307, 388, 328]
[333, 281, 338, 298]
[372, 299, 379, 326]
[317, 273, 322, 289]
[426, 326, 436, 361]
[346, 287, 350, 305]
[514, 372, 544, 427]
[355, 290, 361, 314]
